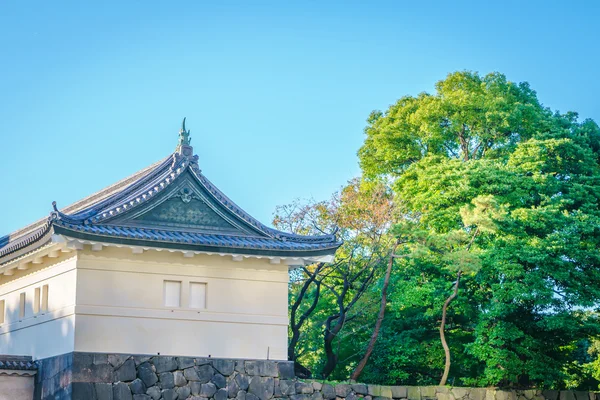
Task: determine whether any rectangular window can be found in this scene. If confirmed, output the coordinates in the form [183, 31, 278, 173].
[0, 300, 4, 324]
[33, 287, 41, 314]
[41, 285, 49, 312]
[19, 292, 25, 319]
[189, 282, 207, 309]
[164, 281, 181, 308]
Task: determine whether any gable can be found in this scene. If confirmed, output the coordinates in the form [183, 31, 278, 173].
[133, 196, 238, 231]
[104, 170, 261, 236]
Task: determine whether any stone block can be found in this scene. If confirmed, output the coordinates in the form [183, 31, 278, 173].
[72, 382, 97, 400]
[313, 382, 323, 391]
[353, 385, 369, 396]
[322, 384, 336, 400]
[152, 357, 178, 374]
[133, 395, 152, 400]
[521, 391, 535, 400]
[185, 366, 201, 381]
[177, 357, 196, 370]
[174, 370, 187, 387]
[278, 362, 295, 379]
[258, 361, 279, 377]
[247, 393, 261, 400]
[109, 355, 131, 370]
[297, 382, 315, 394]
[407, 387, 421, 400]
[73, 362, 115, 383]
[542, 391, 559, 400]
[470, 389, 485, 400]
[436, 393, 452, 400]
[237, 390, 248, 400]
[129, 379, 146, 395]
[374, 397, 393, 400]
[116, 360, 137, 383]
[391, 387, 407, 399]
[312, 392, 324, 400]
[190, 381, 202, 395]
[159, 372, 175, 389]
[197, 364, 216, 383]
[246, 361, 259, 376]
[336, 384, 353, 397]
[249, 376, 275, 400]
[177, 386, 192, 399]
[133, 356, 151, 367]
[496, 392, 516, 400]
[229, 377, 241, 397]
[161, 388, 177, 400]
[137, 363, 158, 388]
[290, 396, 310, 400]
[236, 374, 250, 391]
[215, 388, 229, 400]
[201, 383, 218, 397]
[574, 393, 589, 400]
[94, 354, 109, 365]
[95, 383, 114, 400]
[486, 390, 495, 400]
[451, 388, 468, 400]
[114, 382, 133, 400]
[348, 393, 359, 400]
[280, 380, 296, 396]
[274, 379, 282, 397]
[235, 361, 246, 373]
[213, 373, 227, 388]
[146, 386, 161, 400]
[420, 387, 436, 400]
[214, 359, 236, 376]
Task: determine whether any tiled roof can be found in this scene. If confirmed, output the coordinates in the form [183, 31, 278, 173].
[53, 221, 339, 253]
[0, 132, 341, 263]
[0, 356, 37, 371]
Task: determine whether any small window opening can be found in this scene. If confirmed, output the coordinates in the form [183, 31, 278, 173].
[189, 282, 207, 309]
[164, 281, 181, 308]
[33, 288, 41, 314]
[19, 293, 26, 319]
[41, 285, 49, 312]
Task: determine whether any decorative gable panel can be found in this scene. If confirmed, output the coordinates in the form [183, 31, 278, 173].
[106, 170, 260, 236]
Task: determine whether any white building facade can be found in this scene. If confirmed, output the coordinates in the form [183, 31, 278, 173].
[0, 120, 340, 364]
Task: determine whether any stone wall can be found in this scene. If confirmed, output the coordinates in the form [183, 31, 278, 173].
[33, 353, 599, 400]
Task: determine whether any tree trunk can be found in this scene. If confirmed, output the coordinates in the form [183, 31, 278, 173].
[439, 270, 462, 386]
[321, 314, 344, 378]
[288, 264, 324, 363]
[350, 240, 400, 381]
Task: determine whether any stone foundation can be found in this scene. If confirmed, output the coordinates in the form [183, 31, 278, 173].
[32, 353, 600, 400]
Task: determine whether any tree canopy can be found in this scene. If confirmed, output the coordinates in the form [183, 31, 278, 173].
[279, 71, 600, 389]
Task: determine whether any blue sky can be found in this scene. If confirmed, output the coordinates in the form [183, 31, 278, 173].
[0, 1, 599, 235]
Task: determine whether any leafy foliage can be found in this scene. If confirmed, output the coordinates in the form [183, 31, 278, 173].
[280, 71, 600, 389]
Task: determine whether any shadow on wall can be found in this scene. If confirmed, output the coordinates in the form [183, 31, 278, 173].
[0, 255, 76, 360]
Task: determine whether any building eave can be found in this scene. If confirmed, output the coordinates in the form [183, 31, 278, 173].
[52, 227, 341, 260]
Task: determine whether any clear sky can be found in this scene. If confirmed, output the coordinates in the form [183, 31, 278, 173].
[0, 0, 599, 235]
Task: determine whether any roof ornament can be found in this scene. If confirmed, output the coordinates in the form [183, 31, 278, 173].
[178, 117, 191, 148]
[173, 117, 200, 171]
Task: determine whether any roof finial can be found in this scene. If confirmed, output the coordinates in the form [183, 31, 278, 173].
[178, 117, 191, 148]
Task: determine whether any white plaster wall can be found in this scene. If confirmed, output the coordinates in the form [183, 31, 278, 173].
[0, 255, 77, 360]
[0, 375, 35, 400]
[74, 247, 289, 360]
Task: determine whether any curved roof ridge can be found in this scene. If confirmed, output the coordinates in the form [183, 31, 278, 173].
[0, 156, 170, 247]
[265, 227, 337, 243]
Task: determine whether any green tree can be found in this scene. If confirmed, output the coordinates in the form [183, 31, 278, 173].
[358, 71, 600, 387]
[274, 178, 395, 378]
